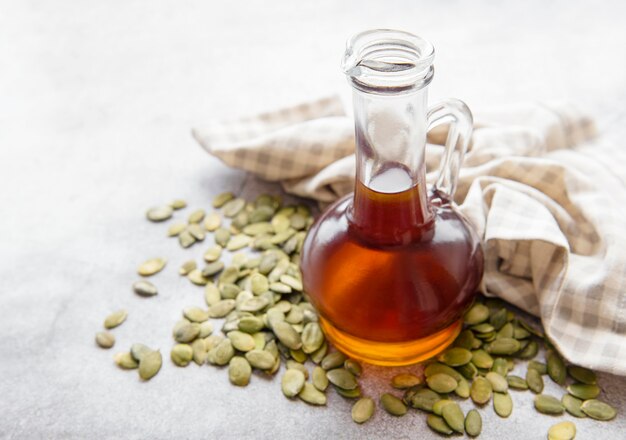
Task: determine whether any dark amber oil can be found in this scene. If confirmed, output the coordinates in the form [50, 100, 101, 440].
[301, 165, 483, 366]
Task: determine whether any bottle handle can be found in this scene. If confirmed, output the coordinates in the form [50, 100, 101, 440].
[427, 99, 473, 199]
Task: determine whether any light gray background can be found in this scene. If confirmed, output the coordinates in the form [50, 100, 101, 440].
[1, 0, 625, 439]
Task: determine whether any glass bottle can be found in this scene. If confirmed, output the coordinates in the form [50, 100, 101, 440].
[300, 29, 484, 366]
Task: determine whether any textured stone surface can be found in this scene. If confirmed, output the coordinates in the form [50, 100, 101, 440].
[1, 0, 625, 438]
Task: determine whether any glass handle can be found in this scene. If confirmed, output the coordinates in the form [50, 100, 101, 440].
[427, 99, 473, 199]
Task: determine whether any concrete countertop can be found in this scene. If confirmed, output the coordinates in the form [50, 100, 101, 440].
[1, 1, 625, 438]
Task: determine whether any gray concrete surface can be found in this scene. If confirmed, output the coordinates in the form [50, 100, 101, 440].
[1, 0, 625, 438]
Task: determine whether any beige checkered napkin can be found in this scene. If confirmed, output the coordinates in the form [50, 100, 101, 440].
[193, 96, 626, 375]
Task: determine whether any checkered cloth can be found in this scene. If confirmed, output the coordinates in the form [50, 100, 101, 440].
[193, 96, 626, 375]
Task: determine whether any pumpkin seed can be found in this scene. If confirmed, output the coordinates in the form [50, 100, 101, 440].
[137, 258, 166, 276]
[455, 377, 470, 399]
[174, 323, 200, 343]
[183, 306, 210, 323]
[391, 373, 422, 389]
[561, 394, 586, 418]
[424, 362, 463, 381]
[380, 393, 407, 416]
[438, 347, 472, 367]
[269, 282, 292, 294]
[209, 300, 236, 318]
[178, 230, 195, 248]
[529, 360, 547, 375]
[167, 222, 186, 237]
[312, 366, 329, 391]
[228, 331, 256, 352]
[146, 206, 173, 222]
[139, 350, 162, 380]
[213, 191, 235, 208]
[427, 414, 453, 435]
[239, 296, 270, 313]
[171, 344, 193, 367]
[497, 322, 514, 339]
[169, 199, 187, 210]
[465, 409, 482, 437]
[219, 266, 239, 284]
[188, 269, 209, 286]
[534, 394, 565, 414]
[568, 365, 597, 385]
[245, 349, 275, 369]
[486, 372, 508, 393]
[548, 421, 576, 440]
[457, 362, 478, 379]
[298, 382, 327, 405]
[129, 343, 152, 362]
[272, 321, 302, 350]
[518, 340, 538, 359]
[210, 339, 235, 366]
[506, 375, 528, 390]
[286, 360, 308, 378]
[432, 399, 454, 415]
[238, 316, 264, 334]
[471, 349, 493, 369]
[203, 283, 220, 306]
[188, 223, 205, 241]
[204, 334, 224, 351]
[301, 322, 324, 353]
[489, 308, 508, 330]
[485, 338, 520, 355]
[201, 261, 224, 278]
[568, 383, 600, 400]
[214, 228, 231, 247]
[95, 331, 115, 348]
[409, 388, 440, 412]
[188, 209, 205, 224]
[335, 385, 361, 399]
[114, 352, 138, 369]
[204, 212, 222, 231]
[426, 373, 457, 393]
[221, 283, 241, 299]
[222, 198, 246, 217]
[310, 342, 328, 364]
[327, 368, 357, 390]
[493, 392, 513, 417]
[227, 234, 251, 251]
[526, 368, 544, 393]
[280, 274, 303, 291]
[179, 260, 197, 275]
[472, 322, 495, 334]
[470, 376, 492, 405]
[344, 359, 362, 377]
[104, 309, 127, 329]
[228, 356, 252, 386]
[547, 351, 567, 385]
[192, 338, 208, 364]
[351, 397, 375, 424]
[441, 401, 464, 432]
[464, 303, 489, 325]
[281, 368, 306, 397]
[580, 399, 616, 421]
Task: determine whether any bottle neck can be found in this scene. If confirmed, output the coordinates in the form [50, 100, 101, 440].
[349, 87, 434, 244]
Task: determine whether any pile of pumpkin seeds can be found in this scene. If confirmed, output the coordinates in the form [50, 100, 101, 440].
[97, 192, 618, 438]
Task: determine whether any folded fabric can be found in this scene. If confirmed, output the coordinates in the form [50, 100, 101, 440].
[193, 96, 626, 375]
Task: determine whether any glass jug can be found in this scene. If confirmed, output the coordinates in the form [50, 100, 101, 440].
[301, 29, 484, 366]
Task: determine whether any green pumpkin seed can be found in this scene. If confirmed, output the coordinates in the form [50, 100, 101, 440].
[201, 261, 224, 278]
[426, 373, 457, 393]
[251, 332, 266, 350]
[130, 343, 152, 362]
[301, 322, 324, 353]
[238, 316, 264, 333]
[351, 397, 375, 424]
[137, 257, 166, 276]
[518, 340, 538, 359]
[104, 309, 127, 329]
[139, 350, 162, 380]
[280, 274, 303, 291]
[561, 394, 586, 418]
[471, 349, 493, 369]
[486, 372, 508, 393]
[286, 360, 308, 378]
[526, 368, 544, 393]
[204, 283, 220, 306]
[547, 351, 566, 385]
[222, 198, 246, 217]
[381, 393, 407, 416]
[188, 269, 209, 286]
[327, 368, 357, 390]
[438, 347, 472, 367]
[506, 375, 528, 390]
[227, 234, 251, 251]
[310, 342, 328, 364]
[568, 365, 597, 385]
[464, 303, 490, 325]
[204, 334, 224, 351]
[454, 329, 475, 349]
[221, 283, 241, 299]
[171, 344, 193, 367]
[298, 382, 327, 405]
[391, 373, 422, 389]
[529, 360, 547, 374]
[497, 322, 514, 339]
[167, 222, 186, 237]
[245, 349, 275, 369]
[269, 282, 292, 294]
[344, 359, 362, 377]
[188, 223, 205, 241]
[285, 306, 304, 324]
[228, 331, 256, 352]
[441, 402, 464, 432]
[114, 352, 138, 369]
[202, 246, 222, 264]
[489, 308, 508, 330]
[335, 385, 361, 399]
[432, 399, 454, 415]
[580, 399, 616, 421]
[568, 383, 600, 400]
[465, 409, 482, 437]
[455, 377, 470, 399]
[183, 306, 210, 323]
[281, 368, 306, 397]
[179, 230, 196, 248]
[170, 199, 186, 210]
[534, 394, 564, 415]
[214, 227, 231, 247]
[95, 331, 115, 348]
[485, 337, 520, 355]
[493, 392, 513, 417]
[424, 362, 463, 381]
[188, 209, 205, 224]
[192, 338, 208, 364]
[312, 366, 329, 391]
[239, 296, 270, 313]
[174, 323, 200, 343]
[208, 299, 236, 318]
[204, 212, 222, 231]
[249, 273, 269, 295]
[213, 191, 235, 208]
[179, 260, 197, 276]
[513, 326, 531, 339]
[272, 321, 302, 350]
[427, 414, 453, 435]
[209, 339, 235, 366]
[457, 362, 478, 380]
[409, 388, 440, 412]
[146, 206, 173, 222]
[548, 421, 576, 440]
[228, 356, 251, 386]
[472, 322, 495, 334]
[219, 266, 240, 284]
[470, 376, 492, 405]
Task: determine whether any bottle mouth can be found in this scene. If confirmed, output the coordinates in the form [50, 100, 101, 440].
[342, 29, 435, 95]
